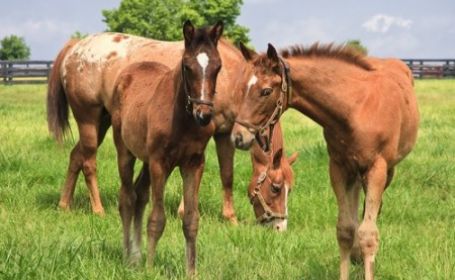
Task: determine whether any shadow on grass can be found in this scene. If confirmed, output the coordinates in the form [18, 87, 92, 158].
[34, 189, 119, 213]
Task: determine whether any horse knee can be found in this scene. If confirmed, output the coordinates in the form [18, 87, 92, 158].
[358, 222, 379, 257]
[182, 211, 199, 241]
[119, 187, 136, 213]
[147, 211, 166, 238]
[336, 222, 356, 250]
[68, 146, 83, 172]
[82, 160, 96, 177]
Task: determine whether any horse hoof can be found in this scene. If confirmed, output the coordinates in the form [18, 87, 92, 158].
[58, 201, 71, 211]
[229, 217, 239, 225]
[93, 208, 105, 217]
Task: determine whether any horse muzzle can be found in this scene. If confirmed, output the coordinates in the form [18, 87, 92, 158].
[193, 105, 213, 126]
[263, 218, 288, 232]
[231, 123, 255, 150]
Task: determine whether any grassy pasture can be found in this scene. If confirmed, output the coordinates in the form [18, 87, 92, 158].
[0, 80, 454, 279]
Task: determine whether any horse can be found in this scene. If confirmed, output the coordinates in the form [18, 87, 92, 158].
[47, 31, 297, 230]
[247, 122, 297, 230]
[110, 20, 223, 274]
[231, 42, 419, 280]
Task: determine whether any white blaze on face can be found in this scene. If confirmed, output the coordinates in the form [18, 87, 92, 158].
[247, 75, 258, 95]
[269, 184, 289, 232]
[196, 52, 209, 100]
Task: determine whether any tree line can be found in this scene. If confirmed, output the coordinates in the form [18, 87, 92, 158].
[1, 0, 367, 60]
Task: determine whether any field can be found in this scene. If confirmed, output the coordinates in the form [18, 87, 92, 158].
[0, 80, 454, 279]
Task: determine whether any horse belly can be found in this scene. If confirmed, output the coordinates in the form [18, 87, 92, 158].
[121, 106, 149, 161]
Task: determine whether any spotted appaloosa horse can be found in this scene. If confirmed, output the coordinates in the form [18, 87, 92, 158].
[110, 20, 223, 274]
[231, 43, 419, 280]
[47, 30, 297, 230]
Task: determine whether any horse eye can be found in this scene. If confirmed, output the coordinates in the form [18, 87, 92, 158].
[261, 88, 273, 96]
[271, 183, 281, 194]
[183, 64, 191, 73]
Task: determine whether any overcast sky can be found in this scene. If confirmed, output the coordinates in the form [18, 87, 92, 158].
[1, 0, 454, 59]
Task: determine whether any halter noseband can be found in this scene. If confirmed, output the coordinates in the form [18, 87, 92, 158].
[181, 63, 214, 113]
[235, 58, 292, 151]
[250, 169, 287, 223]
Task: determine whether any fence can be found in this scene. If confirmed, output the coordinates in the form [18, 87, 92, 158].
[0, 60, 53, 84]
[1, 59, 455, 85]
[401, 59, 455, 78]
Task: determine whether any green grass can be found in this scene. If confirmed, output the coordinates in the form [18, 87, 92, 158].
[0, 80, 454, 279]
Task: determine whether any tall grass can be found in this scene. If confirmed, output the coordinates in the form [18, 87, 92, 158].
[0, 80, 454, 279]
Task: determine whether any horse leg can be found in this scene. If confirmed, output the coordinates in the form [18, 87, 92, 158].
[146, 160, 169, 268]
[329, 159, 362, 280]
[358, 157, 388, 280]
[180, 154, 205, 276]
[214, 133, 237, 224]
[131, 163, 150, 258]
[58, 142, 83, 210]
[113, 126, 137, 263]
[63, 108, 110, 215]
[360, 167, 395, 222]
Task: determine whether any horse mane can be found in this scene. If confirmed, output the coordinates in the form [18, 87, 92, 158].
[280, 42, 373, 71]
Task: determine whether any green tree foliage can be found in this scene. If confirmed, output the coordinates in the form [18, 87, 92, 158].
[0, 35, 31, 60]
[71, 31, 88, 39]
[345, 39, 368, 55]
[102, 0, 250, 45]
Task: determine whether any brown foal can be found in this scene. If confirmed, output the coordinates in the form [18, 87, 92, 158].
[231, 43, 419, 280]
[47, 31, 296, 228]
[111, 21, 223, 274]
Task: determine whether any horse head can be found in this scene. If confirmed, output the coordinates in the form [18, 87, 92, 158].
[231, 43, 291, 151]
[181, 20, 224, 126]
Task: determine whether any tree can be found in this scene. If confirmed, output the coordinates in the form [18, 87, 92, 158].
[102, 0, 250, 45]
[71, 31, 88, 39]
[345, 40, 368, 55]
[0, 35, 31, 60]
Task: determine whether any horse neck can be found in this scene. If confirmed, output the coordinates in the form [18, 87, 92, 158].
[251, 122, 284, 167]
[287, 57, 369, 131]
[170, 64, 192, 120]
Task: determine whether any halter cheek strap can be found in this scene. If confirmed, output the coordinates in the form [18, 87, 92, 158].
[181, 63, 214, 113]
[250, 170, 287, 223]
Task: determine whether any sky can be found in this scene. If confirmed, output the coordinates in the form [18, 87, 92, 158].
[1, 0, 454, 60]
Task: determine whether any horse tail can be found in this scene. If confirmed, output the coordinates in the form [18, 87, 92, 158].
[47, 38, 79, 143]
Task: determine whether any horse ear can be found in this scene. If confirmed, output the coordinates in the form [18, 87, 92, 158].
[287, 152, 298, 165]
[209, 21, 224, 45]
[239, 42, 257, 61]
[272, 148, 283, 170]
[267, 43, 279, 64]
[183, 20, 195, 47]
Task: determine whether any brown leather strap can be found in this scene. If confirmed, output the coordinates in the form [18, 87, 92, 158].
[250, 170, 287, 223]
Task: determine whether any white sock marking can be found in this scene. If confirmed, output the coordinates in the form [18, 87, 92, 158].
[197, 52, 209, 100]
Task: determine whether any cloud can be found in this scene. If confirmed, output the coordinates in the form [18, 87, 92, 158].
[0, 19, 75, 39]
[362, 14, 412, 33]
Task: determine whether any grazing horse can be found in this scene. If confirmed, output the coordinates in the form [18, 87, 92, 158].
[231, 43, 419, 280]
[47, 31, 297, 229]
[247, 122, 297, 230]
[111, 21, 223, 274]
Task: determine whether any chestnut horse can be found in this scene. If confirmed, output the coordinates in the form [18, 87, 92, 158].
[111, 21, 223, 274]
[47, 31, 297, 229]
[231, 43, 419, 280]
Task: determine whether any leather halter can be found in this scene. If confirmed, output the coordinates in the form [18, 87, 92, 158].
[181, 62, 214, 113]
[235, 58, 292, 151]
[250, 169, 287, 223]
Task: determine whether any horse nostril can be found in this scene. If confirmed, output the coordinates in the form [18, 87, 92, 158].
[235, 133, 243, 146]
